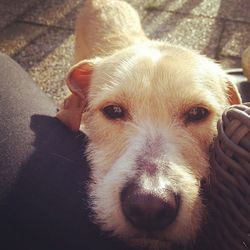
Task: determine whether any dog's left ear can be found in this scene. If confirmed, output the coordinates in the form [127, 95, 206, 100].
[225, 79, 242, 105]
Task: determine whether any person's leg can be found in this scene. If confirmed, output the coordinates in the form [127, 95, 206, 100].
[0, 53, 57, 198]
[0, 54, 132, 250]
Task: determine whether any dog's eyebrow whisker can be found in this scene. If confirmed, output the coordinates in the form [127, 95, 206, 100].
[104, 78, 120, 87]
[102, 72, 114, 80]
[101, 72, 120, 86]
[120, 57, 134, 69]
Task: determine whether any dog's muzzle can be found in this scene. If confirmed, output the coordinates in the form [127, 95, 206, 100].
[120, 181, 180, 231]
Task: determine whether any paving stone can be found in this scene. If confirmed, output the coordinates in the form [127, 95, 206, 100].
[142, 10, 223, 58]
[14, 28, 74, 104]
[0, 0, 39, 30]
[216, 0, 250, 23]
[14, 27, 73, 69]
[27, 36, 74, 105]
[55, 7, 79, 30]
[218, 56, 242, 69]
[219, 21, 250, 58]
[1, 0, 248, 104]
[127, 0, 250, 23]
[20, 0, 82, 29]
[0, 22, 46, 56]
[127, 0, 220, 19]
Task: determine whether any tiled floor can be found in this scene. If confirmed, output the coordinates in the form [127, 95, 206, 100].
[0, 0, 250, 104]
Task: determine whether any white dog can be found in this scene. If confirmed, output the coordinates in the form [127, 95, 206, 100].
[57, 0, 241, 249]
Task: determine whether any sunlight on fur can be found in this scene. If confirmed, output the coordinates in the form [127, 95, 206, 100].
[62, 0, 242, 249]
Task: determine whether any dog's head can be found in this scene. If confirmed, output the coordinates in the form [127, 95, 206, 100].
[67, 41, 241, 249]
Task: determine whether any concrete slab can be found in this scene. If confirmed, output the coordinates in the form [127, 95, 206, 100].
[14, 27, 73, 70]
[0, 22, 46, 56]
[218, 56, 242, 69]
[27, 34, 74, 104]
[127, 0, 250, 23]
[219, 21, 250, 58]
[20, 0, 81, 29]
[1, 0, 248, 102]
[127, 0, 221, 18]
[216, 0, 250, 23]
[142, 11, 223, 58]
[13, 28, 74, 104]
[0, 0, 38, 30]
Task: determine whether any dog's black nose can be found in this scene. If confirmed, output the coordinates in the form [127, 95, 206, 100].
[121, 183, 180, 231]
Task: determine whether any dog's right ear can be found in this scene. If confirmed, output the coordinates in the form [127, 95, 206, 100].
[56, 59, 100, 132]
[67, 60, 96, 101]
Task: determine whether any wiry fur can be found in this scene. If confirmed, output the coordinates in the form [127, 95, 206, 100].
[72, 1, 240, 249]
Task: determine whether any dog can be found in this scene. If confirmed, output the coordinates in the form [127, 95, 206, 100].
[57, 0, 241, 249]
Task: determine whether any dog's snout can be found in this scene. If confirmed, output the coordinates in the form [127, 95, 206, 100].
[121, 183, 180, 231]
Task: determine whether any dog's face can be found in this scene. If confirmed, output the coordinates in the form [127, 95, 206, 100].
[68, 41, 240, 249]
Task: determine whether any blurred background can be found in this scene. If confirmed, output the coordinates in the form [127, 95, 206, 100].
[0, 0, 249, 104]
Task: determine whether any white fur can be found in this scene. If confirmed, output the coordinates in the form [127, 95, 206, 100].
[71, 1, 241, 249]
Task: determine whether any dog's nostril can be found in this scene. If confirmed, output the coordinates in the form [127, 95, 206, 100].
[121, 183, 180, 231]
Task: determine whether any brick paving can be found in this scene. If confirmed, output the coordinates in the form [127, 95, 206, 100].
[0, 0, 249, 104]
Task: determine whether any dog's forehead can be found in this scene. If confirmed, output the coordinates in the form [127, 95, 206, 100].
[90, 43, 225, 111]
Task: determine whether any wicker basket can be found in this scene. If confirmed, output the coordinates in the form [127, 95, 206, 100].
[206, 103, 250, 250]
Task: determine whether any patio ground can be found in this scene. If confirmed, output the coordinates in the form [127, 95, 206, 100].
[0, 0, 249, 104]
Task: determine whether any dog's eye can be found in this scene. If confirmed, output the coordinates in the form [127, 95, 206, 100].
[186, 107, 209, 123]
[102, 105, 125, 120]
